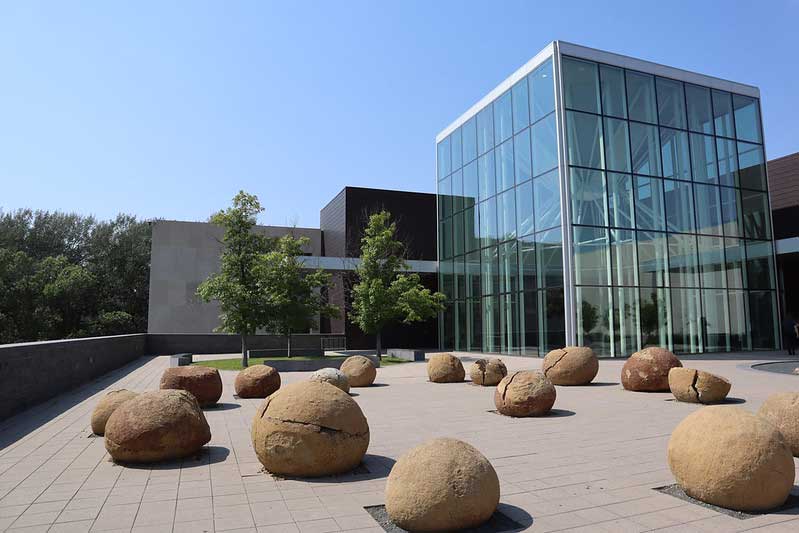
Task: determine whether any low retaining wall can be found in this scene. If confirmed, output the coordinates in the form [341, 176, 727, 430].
[145, 333, 335, 356]
[260, 355, 380, 373]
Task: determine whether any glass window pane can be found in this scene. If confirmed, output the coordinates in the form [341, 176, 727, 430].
[738, 142, 767, 191]
[608, 172, 635, 228]
[478, 151, 496, 201]
[671, 288, 703, 353]
[463, 161, 479, 208]
[462, 117, 477, 164]
[466, 251, 481, 299]
[455, 299, 466, 350]
[519, 235, 536, 291]
[600, 64, 627, 119]
[481, 246, 498, 296]
[630, 122, 661, 176]
[451, 169, 464, 214]
[741, 190, 771, 240]
[494, 91, 513, 144]
[702, 289, 730, 352]
[712, 89, 735, 138]
[440, 259, 454, 300]
[464, 206, 479, 253]
[532, 113, 558, 176]
[567, 111, 604, 169]
[514, 129, 532, 184]
[576, 286, 611, 356]
[626, 71, 657, 124]
[685, 84, 714, 134]
[500, 292, 520, 353]
[438, 174, 451, 219]
[660, 128, 691, 180]
[534, 169, 561, 230]
[496, 188, 516, 241]
[656, 77, 686, 129]
[716, 138, 739, 187]
[725, 238, 747, 289]
[440, 218, 452, 259]
[454, 256, 465, 300]
[604, 118, 631, 173]
[481, 294, 499, 352]
[541, 287, 566, 350]
[640, 287, 672, 348]
[694, 183, 723, 235]
[562, 56, 600, 113]
[571, 168, 608, 226]
[697, 235, 725, 288]
[611, 228, 638, 286]
[733, 94, 762, 143]
[516, 180, 534, 237]
[746, 240, 775, 289]
[614, 287, 641, 356]
[574, 226, 610, 286]
[668, 233, 699, 288]
[437, 137, 450, 179]
[478, 197, 497, 247]
[529, 58, 554, 122]
[451, 127, 462, 171]
[452, 210, 464, 256]
[495, 139, 514, 192]
[749, 291, 778, 350]
[512, 79, 530, 134]
[520, 290, 539, 355]
[637, 230, 668, 286]
[721, 187, 743, 237]
[499, 241, 518, 294]
[477, 105, 494, 155]
[690, 133, 718, 183]
[664, 179, 695, 233]
[634, 176, 665, 231]
[728, 289, 750, 350]
[467, 298, 481, 352]
[537, 228, 563, 288]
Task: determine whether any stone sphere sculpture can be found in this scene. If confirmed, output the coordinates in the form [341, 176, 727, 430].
[667, 406, 795, 512]
[621, 347, 681, 392]
[758, 393, 799, 456]
[427, 353, 465, 383]
[469, 358, 507, 386]
[385, 438, 499, 531]
[251, 381, 369, 477]
[340, 355, 377, 387]
[668, 368, 730, 404]
[104, 390, 211, 463]
[309, 368, 350, 393]
[543, 346, 599, 385]
[494, 371, 556, 417]
[91, 389, 138, 435]
[234, 365, 280, 398]
[160, 366, 223, 407]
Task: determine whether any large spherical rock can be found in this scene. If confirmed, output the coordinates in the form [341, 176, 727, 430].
[668, 406, 795, 512]
[494, 371, 556, 417]
[427, 353, 465, 383]
[234, 365, 280, 398]
[385, 438, 499, 531]
[91, 389, 138, 435]
[622, 347, 682, 392]
[309, 368, 350, 393]
[340, 356, 376, 387]
[251, 381, 369, 477]
[758, 393, 799, 456]
[543, 346, 599, 385]
[160, 366, 222, 407]
[668, 368, 730, 404]
[469, 358, 507, 386]
[104, 390, 211, 463]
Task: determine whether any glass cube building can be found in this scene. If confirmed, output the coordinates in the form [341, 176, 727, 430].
[436, 41, 779, 357]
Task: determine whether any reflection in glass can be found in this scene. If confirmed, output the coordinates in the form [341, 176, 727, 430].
[462, 117, 477, 163]
[626, 71, 658, 123]
[562, 56, 600, 113]
[746, 240, 775, 289]
[451, 127, 462, 171]
[463, 161, 478, 206]
[664, 179, 695, 233]
[671, 288, 703, 353]
[738, 142, 767, 191]
[656, 77, 686, 129]
[519, 235, 536, 291]
[630, 122, 661, 176]
[694, 183, 723, 235]
[571, 168, 607, 226]
[532, 114, 558, 176]
[640, 287, 671, 348]
[607, 173, 635, 228]
[464, 206, 479, 253]
[514, 129, 532, 184]
[712, 89, 735, 138]
[529, 59, 554, 122]
[600, 64, 627, 118]
[725, 238, 746, 289]
[454, 256, 465, 300]
[512, 78, 530, 134]
[733, 94, 762, 143]
[478, 151, 496, 201]
[668, 234, 699, 288]
[685, 84, 714, 134]
[567, 111, 604, 169]
[477, 105, 494, 155]
[749, 291, 778, 350]
[494, 91, 513, 144]
[466, 251, 481, 299]
[468, 297, 482, 351]
[690, 133, 718, 183]
[438, 174, 451, 220]
[500, 292, 520, 353]
[437, 137, 450, 180]
[604, 118, 631, 172]
[537, 228, 563, 288]
[520, 291, 539, 355]
[741, 190, 771, 240]
[451, 169, 463, 214]
[516, 180, 534, 237]
[660, 128, 691, 180]
[697, 235, 725, 288]
[611, 229, 638, 286]
[452, 210, 464, 256]
[455, 300, 466, 350]
[499, 241, 518, 294]
[634, 176, 665, 231]
[534, 169, 561, 230]
[702, 289, 730, 352]
[716, 138, 739, 187]
[478, 197, 497, 247]
[440, 259, 454, 300]
[576, 286, 611, 356]
[495, 140, 514, 192]
[574, 226, 610, 286]
[637, 231, 668, 286]
[481, 246, 498, 296]
[728, 290, 750, 351]
[496, 188, 516, 241]
[542, 288, 566, 350]
[614, 287, 641, 356]
[482, 295, 498, 352]
[720, 187, 743, 237]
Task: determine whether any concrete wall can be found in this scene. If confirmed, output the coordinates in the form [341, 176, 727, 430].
[145, 333, 331, 356]
[768, 152, 799, 212]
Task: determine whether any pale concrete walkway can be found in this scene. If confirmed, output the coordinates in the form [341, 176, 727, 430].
[1, 354, 798, 532]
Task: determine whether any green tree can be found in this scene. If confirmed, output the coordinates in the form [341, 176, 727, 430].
[349, 211, 445, 357]
[196, 191, 273, 367]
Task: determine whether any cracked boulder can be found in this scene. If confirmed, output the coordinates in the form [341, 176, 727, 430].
[251, 381, 369, 477]
[668, 368, 730, 404]
[668, 406, 795, 512]
[340, 356, 376, 387]
[758, 393, 799, 456]
[234, 365, 280, 398]
[469, 358, 507, 386]
[385, 438, 499, 531]
[427, 353, 465, 383]
[494, 371, 556, 417]
[91, 389, 138, 435]
[160, 366, 223, 407]
[309, 368, 350, 393]
[543, 346, 598, 385]
[105, 390, 211, 463]
[621, 347, 681, 392]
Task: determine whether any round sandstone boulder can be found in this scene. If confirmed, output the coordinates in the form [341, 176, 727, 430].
[668, 368, 731, 404]
[494, 371, 556, 417]
[251, 381, 369, 477]
[309, 368, 350, 393]
[104, 390, 211, 463]
[234, 365, 280, 398]
[668, 406, 795, 512]
[385, 438, 499, 531]
[758, 393, 799, 456]
[469, 358, 507, 386]
[340, 356, 377, 387]
[621, 347, 682, 392]
[543, 346, 599, 385]
[160, 366, 222, 407]
[427, 353, 465, 383]
[91, 389, 138, 435]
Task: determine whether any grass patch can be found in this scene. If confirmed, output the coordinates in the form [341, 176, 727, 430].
[193, 355, 410, 371]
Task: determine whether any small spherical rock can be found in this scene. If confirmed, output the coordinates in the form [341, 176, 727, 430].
[668, 406, 795, 512]
[160, 366, 222, 407]
[309, 368, 350, 393]
[495, 371, 556, 417]
[668, 368, 730, 404]
[427, 353, 465, 383]
[758, 393, 799, 456]
[91, 389, 138, 435]
[251, 381, 369, 477]
[469, 358, 507, 386]
[105, 390, 211, 463]
[622, 347, 682, 392]
[340, 356, 376, 387]
[543, 346, 599, 385]
[385, 438, 499, 531]
[234, 365, 280, 398]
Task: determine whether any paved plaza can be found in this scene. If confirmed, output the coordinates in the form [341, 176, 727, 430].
[1, 353, 798, 532]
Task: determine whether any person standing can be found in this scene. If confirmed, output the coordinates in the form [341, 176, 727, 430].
[783, 313, 799, 356]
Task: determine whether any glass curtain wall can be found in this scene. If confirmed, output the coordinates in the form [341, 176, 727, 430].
[437, 57, 565, 355]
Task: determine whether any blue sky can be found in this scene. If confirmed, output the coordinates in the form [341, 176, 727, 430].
[1, 1, 797, 227]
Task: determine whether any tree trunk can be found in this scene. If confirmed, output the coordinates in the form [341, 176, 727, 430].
[241, 334, 249, 368]
[375, 331, 382, 360]
[287, 333, 292, 358]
